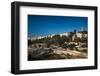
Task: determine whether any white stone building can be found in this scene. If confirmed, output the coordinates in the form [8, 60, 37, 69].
[60, 32, 69, 37]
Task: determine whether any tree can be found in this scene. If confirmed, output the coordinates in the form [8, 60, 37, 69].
[81, 37, 87, 43]
[53, 35, 60, 39]
[74, 37, 81, 43]
[62, 36, 67, 42]
[28, 40, 32, 46]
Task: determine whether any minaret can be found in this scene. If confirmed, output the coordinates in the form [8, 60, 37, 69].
[81, 25, 85, 38]
[81, 26, 84, 32]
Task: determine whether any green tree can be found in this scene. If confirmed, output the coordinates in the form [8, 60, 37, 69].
[28, 40, 32, 46]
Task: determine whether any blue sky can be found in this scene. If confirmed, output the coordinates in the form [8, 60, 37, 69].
[28, 15, 88, 37]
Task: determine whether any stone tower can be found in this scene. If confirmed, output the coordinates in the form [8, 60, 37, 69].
[81, 26, 84, 32]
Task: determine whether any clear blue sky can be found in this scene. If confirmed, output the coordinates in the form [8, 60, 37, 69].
[28, 15, 88, 37]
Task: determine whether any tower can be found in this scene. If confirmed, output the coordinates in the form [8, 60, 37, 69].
[81, 26, 84, 32]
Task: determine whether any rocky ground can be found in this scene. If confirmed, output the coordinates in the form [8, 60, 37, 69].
[48, 48, 87, 59]
[28, 47, 87, 61]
